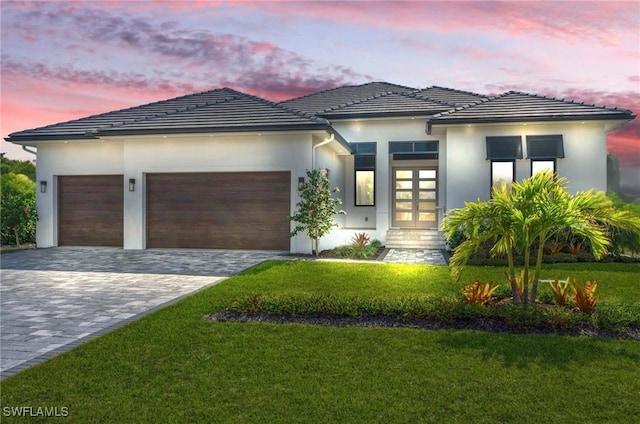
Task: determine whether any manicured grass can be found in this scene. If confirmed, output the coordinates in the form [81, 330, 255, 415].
[2, 261, 639, 423]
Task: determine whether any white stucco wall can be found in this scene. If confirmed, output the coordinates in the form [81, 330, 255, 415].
[35, 141, 125, 248]
[443, 121, 609, 211]
[32, 131, 345, 254]
[329, 117, 445, 244]
[29, 118, 611, 253]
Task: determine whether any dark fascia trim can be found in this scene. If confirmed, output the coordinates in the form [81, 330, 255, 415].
[90, 124, 332, 136]
[5, 133, 100, 143]
[319, 110, 446, 120]
[427, 113, 635, 126]
[5, 124, 337, 143]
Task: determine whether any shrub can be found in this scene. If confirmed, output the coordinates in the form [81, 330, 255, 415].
[549, 278, 571, 306]
[594, 303, 640, 331]
[462, 281, 499, 305]
[0, 173, 37, 246]
[571, 280, 598, 315]
[351, 232, 370, 247]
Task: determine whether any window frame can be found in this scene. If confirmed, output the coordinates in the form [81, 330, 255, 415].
[490, 160, 516, 195]
[353, 142, 376, 207]
[531, 159, 556, 176]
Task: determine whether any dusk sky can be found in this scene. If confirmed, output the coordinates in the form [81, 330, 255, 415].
[1, 1, 639, 174]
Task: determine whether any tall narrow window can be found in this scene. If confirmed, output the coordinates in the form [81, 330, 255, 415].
[354, 142, 376, 206]
[486, 136, 522, 193]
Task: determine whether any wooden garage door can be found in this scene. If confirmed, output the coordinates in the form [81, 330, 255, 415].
[147, 172, 290, 250]
[58, 175, 123, 246]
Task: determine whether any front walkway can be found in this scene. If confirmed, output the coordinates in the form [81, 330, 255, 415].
[381, 249, 447, 265]
[0, 248, 285, 379]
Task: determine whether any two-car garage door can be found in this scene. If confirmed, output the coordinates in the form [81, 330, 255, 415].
[58, 172, 291, 250]
[147, 172, 290, 250]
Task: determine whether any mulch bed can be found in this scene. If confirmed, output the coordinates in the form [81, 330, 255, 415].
[208, 310, 640, 340]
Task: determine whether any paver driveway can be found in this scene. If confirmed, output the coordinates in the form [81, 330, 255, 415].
[0, 247, 286, 378]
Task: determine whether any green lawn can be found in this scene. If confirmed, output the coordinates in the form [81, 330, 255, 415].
[1, 261, 639, 423]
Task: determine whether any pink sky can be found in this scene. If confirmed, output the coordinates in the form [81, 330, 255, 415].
[1, 1, 638, 171]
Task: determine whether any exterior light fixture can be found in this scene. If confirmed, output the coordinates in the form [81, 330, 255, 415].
[129, 178, 136, 192]
[40, 181, 47, 193]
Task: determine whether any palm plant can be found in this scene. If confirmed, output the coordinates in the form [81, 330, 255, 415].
[443, 171, 640, 304]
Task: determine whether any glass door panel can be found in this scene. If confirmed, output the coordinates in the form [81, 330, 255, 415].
[392, 167, 438, 228]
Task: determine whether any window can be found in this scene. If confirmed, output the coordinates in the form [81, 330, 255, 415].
[531, 160, 556, 175]
[491, 161, 515, 191]
[354, 143, 376, 206]
[486, 136, 521, 193]
[389, 141, 439, 160]
[527, 135, 563, 176]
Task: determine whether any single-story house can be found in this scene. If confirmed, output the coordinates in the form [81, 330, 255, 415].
[6, 82, 635, 253]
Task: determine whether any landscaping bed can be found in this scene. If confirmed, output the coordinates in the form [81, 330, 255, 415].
[209, 294, 640, 340]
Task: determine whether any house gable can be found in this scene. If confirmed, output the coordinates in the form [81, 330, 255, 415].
[6, 88, 334, 143]
[427, 91, 634, 128]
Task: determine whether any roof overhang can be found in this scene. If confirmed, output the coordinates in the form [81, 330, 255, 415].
[426, 114, 636, 134]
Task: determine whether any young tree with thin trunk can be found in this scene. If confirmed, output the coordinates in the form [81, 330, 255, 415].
[289, 169, 345, 256]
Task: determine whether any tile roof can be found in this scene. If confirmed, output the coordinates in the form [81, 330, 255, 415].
[317, 92, 454, 119]
[6, 84, 634, 145]
[428, 91, 635, 126]
[278, 82, 416, 115]
[7, 88, 332, 142]
[413, 86, 487, 106]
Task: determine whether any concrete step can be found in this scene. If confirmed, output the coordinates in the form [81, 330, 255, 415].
[385, 229, 446, 249]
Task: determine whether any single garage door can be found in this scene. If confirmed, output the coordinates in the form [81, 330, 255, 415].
[58, 175, 124, 246]
[147, 172, 290, 250]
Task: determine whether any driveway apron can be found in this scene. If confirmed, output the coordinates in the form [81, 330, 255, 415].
[0, 247, 285, 379]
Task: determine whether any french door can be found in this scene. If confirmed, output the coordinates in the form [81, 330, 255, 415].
[392, 167, 438, 228]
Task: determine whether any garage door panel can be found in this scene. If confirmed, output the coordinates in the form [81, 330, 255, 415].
[58, 175, 123, 247]
[147, 172, 290, 250]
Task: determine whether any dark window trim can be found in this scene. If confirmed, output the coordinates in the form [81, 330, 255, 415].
[353, 142, 377, 207]
[354, 169, 375, 207]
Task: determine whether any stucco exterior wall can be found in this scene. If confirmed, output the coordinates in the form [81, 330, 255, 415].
[443, 121, 608, 211]
[33, 132, 342, 253]
[35, 141, 125, 248]
[330, 117, 445, 244]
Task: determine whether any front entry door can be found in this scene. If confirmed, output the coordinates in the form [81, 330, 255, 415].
[392, 168, 438, 228]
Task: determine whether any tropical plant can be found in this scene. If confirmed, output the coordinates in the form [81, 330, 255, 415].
[462, 281, 499, 305]
[549, 277, 571, 306]
[442, 171, 640, 304]
[289, 169, 345, 256]
[546, 239, 563, 255]
[606, 192, 640, 255]
[351, 232, 370, 247]
[571, 280, 598, 315]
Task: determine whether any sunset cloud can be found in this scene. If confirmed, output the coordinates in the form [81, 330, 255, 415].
[1, 0, 637, 175]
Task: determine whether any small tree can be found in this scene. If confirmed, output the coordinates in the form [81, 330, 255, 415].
[289, 169, 345, 256]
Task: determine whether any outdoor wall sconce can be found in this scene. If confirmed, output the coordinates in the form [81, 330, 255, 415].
[129, 178, 136, 192]
[40, 180, 47, 193]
